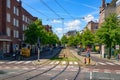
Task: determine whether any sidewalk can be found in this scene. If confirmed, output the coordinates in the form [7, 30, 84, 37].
[90, 52, 120, 62]
[70, 50, 96, 66]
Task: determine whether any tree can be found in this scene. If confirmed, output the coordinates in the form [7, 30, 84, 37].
[24, 22, 40, 45]
[82, 28, 94, 47]
[61, 35, 68, 44]
[96, 13, 120, 58]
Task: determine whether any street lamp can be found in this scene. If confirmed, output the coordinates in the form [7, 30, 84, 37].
[37, 37, 40, 62]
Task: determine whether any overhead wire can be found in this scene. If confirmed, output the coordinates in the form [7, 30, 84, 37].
[39, 0, 62, 18]
[22, 1, 49, 18]
[54, 0, 74, 19]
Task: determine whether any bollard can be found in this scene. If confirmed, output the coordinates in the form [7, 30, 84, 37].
[84, 57, 86, 64]
[88, 57, 90, 64]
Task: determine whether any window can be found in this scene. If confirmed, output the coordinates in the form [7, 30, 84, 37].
[13, 18, 19, 27]
[13, 30, 19, 38]
[13, 18, 16, 26]
[13, 30, 16, 38]
[6, 0, 10, 8]
[6, 13, 10, 22]
[6, 27, 11, 37]
[16, 30, 19, 38]
[22, 24, 25, 31]
[94, 26, 98, 29]
[22, 34, 25, 40]
[13, 6, 19, 16]
[22, 15, 25, 21]
[16, 19, 19, 27]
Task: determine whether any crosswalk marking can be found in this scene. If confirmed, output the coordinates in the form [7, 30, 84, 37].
[0, 61, 5, 64]
[23, 61, 31, 64]
[114, 62, 120, 65]
[7, 61, 17, 64]
[74, 62, 78, 65]
[15, 61, 24, 64]
[50, 61, 54, 64]
[62, 61, 66, 64]
[69, 62, 73, 64]
[106, 62, 114, 65]
[55, 61, 59, 64]
[98, 62, 106, 65]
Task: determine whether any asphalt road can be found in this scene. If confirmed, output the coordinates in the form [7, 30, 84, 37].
[0, 48, 120, 80]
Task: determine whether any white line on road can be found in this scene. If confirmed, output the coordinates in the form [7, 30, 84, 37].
[69, 61, 73, 65]
[106, 62, 114, 65]
[23, 61, 31, 64]
[74, 62, 78, 65]
[15, 61, 24, 64]
[62, 61, 66, 64]
[98, 62, 106, 65]
[6, 61, 17, 64]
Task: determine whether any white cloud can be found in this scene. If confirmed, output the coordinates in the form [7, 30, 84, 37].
[64, 19, 81, 31]
[51, 19, 62, 24]
[55, 28, 63, 33]
[84, 15, 94, 22]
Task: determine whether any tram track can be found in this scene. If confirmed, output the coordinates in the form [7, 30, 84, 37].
[1, 49, 61, 80]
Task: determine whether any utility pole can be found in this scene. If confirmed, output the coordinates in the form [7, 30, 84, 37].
[37, 37, 40, 62]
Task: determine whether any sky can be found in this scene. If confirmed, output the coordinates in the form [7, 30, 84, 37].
[21, 0, 112, 39]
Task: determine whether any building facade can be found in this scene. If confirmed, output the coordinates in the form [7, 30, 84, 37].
[85, 21, 98, 33]
[116, 0, 120, 18]
[99, 0, 117, 27]
[0, 0, 37, 54]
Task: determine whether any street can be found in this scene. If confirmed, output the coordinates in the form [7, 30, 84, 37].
[0, 48, 120, 80]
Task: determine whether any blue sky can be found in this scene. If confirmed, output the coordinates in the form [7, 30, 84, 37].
[21, 0, 111, 39]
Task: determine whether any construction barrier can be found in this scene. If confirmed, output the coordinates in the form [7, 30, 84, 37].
[20, 48, 30, 57]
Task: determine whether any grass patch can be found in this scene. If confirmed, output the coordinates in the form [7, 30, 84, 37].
[50, 57, 79, 61]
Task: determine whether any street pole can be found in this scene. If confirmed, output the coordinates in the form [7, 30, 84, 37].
[37, 37, 40, 62]
[38, 47, 40, 62]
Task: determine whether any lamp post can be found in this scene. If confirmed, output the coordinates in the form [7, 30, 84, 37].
[37, 37, 40, 62]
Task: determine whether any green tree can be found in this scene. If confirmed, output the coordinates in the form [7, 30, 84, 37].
[96, 14, 120, 58]
[61, 35, 68, 44]
[82, 28, 94, 47]
[24, 22, 40, 45]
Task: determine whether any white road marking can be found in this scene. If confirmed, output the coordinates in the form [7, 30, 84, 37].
[98, 62, 106, 65]
[93, 69, 99, 72]
[74, 62, 78, 65]
[106, 62, 114, 65]
[15, 61, 24, 64]
[115, 70, 120, 74]
[55, 61, 59, 64]
[62, 61, 66, 64]
[104, 69, 111, 73]
[114, 62, 120, 65]
[6, 61, 17, 64]
[69, 62, 73, 65]
[50, 61, 54, 64]
[0, 62, 5, 64]
[23, 61, 31, 64]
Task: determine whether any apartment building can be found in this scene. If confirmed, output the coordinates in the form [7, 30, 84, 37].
[0, 0, 37, 54]
[85, 21, 98, 33]
[116, 0, 120, 18]
[99, 0, 117, 27]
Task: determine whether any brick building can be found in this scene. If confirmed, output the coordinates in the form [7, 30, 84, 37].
[0, 0, 37, 54]
[99, 0, 117, 26]
[85, 21, 98, 33]
[116, 0, 120, 18]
